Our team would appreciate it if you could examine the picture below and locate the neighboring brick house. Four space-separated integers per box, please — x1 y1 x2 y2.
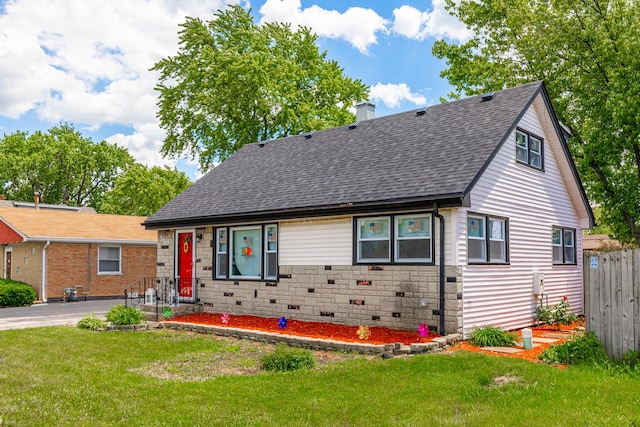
0 202 156 301
144 81 594 335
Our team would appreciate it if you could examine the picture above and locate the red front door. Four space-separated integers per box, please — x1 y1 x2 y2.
177 232 194 300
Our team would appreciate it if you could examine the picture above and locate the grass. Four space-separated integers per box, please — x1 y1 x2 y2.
1 327 640 426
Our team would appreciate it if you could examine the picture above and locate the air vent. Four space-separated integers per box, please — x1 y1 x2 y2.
415 107 428 116
303 131 314 139
258 141 266 148
481 92 496 101
348 122 359 130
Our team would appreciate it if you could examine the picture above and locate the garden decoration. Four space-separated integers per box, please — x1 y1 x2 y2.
278 316 288 330
221 313 230 325
418 323 429 337
357 325 371 340
162 307 172 319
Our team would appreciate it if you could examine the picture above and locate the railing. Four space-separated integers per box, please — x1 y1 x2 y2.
124 277 199 321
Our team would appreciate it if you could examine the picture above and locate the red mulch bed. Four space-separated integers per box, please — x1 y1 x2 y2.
449 322 583 365
168 312 439 345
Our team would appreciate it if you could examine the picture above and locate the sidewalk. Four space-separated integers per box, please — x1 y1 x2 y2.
0 299 122 330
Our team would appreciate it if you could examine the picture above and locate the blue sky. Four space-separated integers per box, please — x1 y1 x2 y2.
0 0 470 180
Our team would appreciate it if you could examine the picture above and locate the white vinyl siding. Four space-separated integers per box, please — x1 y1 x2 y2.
279 217 352 265
458 95 585 334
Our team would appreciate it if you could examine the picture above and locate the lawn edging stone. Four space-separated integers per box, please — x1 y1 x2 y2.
159 321 461 355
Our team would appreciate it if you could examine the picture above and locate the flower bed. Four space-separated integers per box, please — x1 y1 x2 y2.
450 322 583 364
168 312 439 345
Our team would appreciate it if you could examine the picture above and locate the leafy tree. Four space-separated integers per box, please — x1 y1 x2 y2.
432 0 640 243
0 124 134 207
152 5 368 170
99 164 192 216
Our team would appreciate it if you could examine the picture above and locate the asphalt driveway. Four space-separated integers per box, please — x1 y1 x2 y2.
0 299 124 330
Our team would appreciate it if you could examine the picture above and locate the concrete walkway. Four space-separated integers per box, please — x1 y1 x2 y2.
0 299 123 330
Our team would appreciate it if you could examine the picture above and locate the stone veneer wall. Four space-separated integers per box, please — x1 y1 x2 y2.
198 264 462 335
155 229 463 335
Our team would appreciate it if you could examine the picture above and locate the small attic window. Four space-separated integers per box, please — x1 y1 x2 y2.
415 107 428 116
348 122 359 130
303 131 314 139
481 92 496 101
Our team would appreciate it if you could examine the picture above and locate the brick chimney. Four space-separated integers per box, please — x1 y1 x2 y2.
355 102 375 121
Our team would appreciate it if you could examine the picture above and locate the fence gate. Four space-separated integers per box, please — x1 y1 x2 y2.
584 249 640 359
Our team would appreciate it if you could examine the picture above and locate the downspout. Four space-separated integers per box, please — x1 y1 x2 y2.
433 204 446 335
41 240 50 302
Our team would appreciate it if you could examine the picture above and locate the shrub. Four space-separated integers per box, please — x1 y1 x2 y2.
106 305 145 326
536 296 578 328
77 312 107 331
261 344 315 372
0 279 36 307
468 325 518 347
538 331 608 365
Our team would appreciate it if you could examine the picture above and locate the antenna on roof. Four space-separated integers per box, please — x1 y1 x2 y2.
481 92 496 102
303 131 314 139
348 122 359 130
415 107 428 116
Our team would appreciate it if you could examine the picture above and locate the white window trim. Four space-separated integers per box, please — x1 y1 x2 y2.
215 228 228 279
394 214 432 263
515 129 544 170
357 216 391 263
553 227 576 265
97 245 122 275
264 224 278 280
229 225 262 280
468 214 509 264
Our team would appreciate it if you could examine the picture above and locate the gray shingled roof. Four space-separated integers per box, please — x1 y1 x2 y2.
145 81 545 228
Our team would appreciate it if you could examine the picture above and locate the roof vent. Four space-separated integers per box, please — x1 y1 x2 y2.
415 107 428 116
303 131 314 140
481 92 496 102
258 141 266 148
348 122 359 130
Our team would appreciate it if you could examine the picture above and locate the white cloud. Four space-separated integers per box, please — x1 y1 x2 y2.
391 1 472 42
369 82 428 109
258 0 387 53
0 0 243 167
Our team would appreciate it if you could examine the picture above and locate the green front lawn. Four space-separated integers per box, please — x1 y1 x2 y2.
0 327 639 426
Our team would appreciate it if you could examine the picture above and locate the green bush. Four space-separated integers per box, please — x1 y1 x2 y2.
535 296 578 328
538 331 608 365
468 325 518 347
106 305 145 326
0 279 36 307
261 344 315 372
77 312 107 331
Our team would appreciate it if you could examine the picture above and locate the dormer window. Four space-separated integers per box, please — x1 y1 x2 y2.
515 129 543 170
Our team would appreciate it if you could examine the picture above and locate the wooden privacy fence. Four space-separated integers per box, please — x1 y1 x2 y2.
584 249 640 359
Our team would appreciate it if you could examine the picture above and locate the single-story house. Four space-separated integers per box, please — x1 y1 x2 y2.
144 81 594 335
0 201 157 301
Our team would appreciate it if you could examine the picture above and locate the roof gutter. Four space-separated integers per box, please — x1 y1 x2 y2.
433 203 446 335
41 240 50 302
144 194 470 230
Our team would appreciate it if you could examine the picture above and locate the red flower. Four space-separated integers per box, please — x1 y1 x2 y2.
562 296 568 301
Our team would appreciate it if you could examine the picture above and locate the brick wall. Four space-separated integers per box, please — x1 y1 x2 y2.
8 243 44 298
45 243 156 299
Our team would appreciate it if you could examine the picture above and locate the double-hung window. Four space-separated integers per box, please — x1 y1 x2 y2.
552 227 576 264
98 246 121 274
356 213 432 263
214 224 278 280
468 214 508 264
516 129 543 170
